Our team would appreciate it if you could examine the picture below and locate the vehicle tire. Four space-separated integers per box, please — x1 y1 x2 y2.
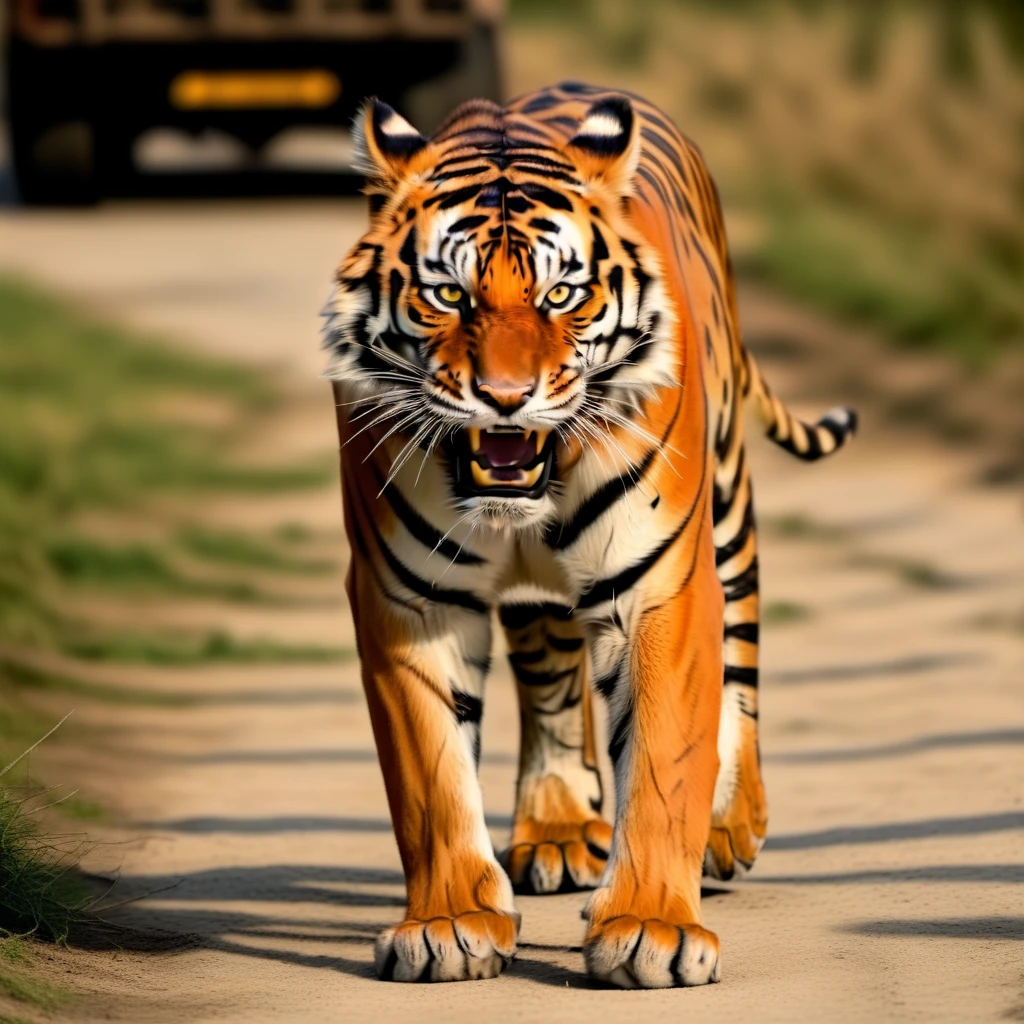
7 45 99 205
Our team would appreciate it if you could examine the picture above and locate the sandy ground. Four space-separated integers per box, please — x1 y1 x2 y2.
0 200 1022 1023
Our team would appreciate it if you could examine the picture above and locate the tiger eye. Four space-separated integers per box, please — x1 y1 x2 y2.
437 284 464 306
545 284 572 307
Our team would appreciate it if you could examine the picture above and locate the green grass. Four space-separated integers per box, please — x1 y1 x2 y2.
507 1 1024 367
0 970 72 1013
739 195 1024 368
0 659 198 708
850 553 962 591
44 535 297 605
0 277 344 976
177 526 335 576
55 797 106 824
0 276 335 662
0 734 93 944
0 940 31 967
762 512 846 542
762 600 811 624
59 630 348 667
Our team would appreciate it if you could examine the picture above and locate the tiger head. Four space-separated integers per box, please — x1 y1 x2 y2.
324 94 677 527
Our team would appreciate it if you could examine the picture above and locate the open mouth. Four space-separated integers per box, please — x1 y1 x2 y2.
451 427 556 498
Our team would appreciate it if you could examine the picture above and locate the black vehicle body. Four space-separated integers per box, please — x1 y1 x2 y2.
5 0 502 202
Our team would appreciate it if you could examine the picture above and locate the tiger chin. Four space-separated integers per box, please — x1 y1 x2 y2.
323 82 856 988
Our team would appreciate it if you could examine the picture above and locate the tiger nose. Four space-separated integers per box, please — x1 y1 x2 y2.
473 377 535 415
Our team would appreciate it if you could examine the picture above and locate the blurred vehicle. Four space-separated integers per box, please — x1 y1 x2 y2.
4 0 503 203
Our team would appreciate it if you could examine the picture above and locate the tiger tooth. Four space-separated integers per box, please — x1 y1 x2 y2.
471 461 494 487
534 429 550 450
522 464 543 487
525 429 534 446
469 427 481 452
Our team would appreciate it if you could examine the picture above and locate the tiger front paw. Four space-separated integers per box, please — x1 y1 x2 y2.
374 909 521 983
583 915 721 989
500 819 612 894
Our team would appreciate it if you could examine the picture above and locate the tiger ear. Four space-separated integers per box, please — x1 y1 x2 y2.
565 96 640 198
353 97 428 182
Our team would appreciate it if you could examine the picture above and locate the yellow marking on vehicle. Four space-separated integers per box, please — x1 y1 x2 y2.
170 70 341 110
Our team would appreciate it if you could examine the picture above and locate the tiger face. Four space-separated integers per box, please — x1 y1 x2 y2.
324 96 677 527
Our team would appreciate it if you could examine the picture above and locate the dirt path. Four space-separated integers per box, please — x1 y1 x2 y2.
1 201 1022 1023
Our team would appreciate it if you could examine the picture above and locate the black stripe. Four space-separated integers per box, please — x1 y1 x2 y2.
429 165 491 183
577 523 683 609
577 393 708 610
608 709 633 766
594 668 620 698
519 182 574 212
690 232 724 306
771 422 823 461
720 560 759 603
529 217 560 233
820 419 845 446
357 490 488 614
547 634 584 652
509 648 546 665
511 665 577 688
724 622 759 644
376 529 487 613
715 499 754 566
724 666 759 687
376 473 485 567
520 93 561 113
547 390 683 552
499 602 573 630
545 447 658 550
423 183 484 210
449 214 489 234
713 449 746 525
516 166 580 185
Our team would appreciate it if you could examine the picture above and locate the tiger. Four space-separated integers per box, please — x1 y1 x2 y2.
323 81 856 989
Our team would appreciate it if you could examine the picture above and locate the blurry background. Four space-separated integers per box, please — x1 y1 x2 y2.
0 3 1022 1022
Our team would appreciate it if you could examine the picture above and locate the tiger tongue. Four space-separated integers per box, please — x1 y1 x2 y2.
478 430 534 468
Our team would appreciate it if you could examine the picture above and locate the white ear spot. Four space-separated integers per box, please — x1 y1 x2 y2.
379 111 420 138
579 111 625 138
568 96 634 158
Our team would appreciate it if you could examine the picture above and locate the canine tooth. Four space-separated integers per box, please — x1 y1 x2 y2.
471 461 494 487
523 464 543 487
534 429 550 449
469 427 481 452
525 429 534 445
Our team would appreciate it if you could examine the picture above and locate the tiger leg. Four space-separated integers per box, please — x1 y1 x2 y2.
498 596 611 895
346 564 519 982
707 453 768 880
582 530 723 988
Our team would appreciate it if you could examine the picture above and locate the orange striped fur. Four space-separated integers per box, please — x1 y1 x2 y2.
325 82 855 987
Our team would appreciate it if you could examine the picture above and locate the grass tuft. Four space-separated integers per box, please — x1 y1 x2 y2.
0 727 92 945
